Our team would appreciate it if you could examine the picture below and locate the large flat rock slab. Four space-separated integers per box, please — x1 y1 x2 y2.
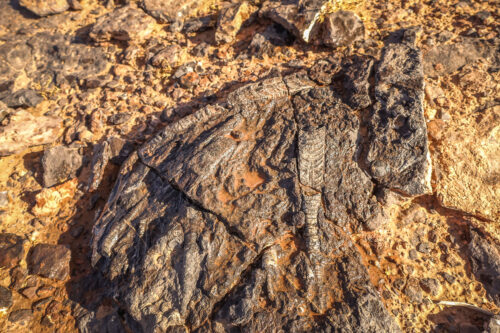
89 37 432 332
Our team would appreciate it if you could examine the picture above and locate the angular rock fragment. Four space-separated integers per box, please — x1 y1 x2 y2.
367 41 431 196
248 24 294 58
0 110 61 156
18 0 69 17
319 10 364 48
468 229 500 306
141 0 202 23
261 0 328 42
8 309 33 324
150 44 181 68
215 2 257 45
0 286 12 310
2 89 43 108
342 54 374 109
0 233 25 269
87 141 110 192
42 145 83 188
183 15 215 33
308 57 340 85
90 6 156 43
28 244 71 281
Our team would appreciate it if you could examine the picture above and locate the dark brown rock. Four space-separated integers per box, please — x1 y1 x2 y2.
248 24 294 58
88 75 410 332
0 285 12 310
468 229 500 306
28 244 71 281
9 309 33 324
151 45 181 68
87 141 111 193
0 233 25 269
342 55 374 109
42 145 83 188
308 57 340 85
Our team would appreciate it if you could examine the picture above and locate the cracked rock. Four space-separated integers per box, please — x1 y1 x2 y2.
261 0 327 43
0 286 12 310
367 41 431 196
88 36 431 332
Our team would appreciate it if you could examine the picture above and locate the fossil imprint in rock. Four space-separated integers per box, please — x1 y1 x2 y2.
89 38 430 332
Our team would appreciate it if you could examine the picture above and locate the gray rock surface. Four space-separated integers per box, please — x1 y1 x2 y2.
42 145 83 188
367 42 431 195
0 32 108 101
319 10 364 48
